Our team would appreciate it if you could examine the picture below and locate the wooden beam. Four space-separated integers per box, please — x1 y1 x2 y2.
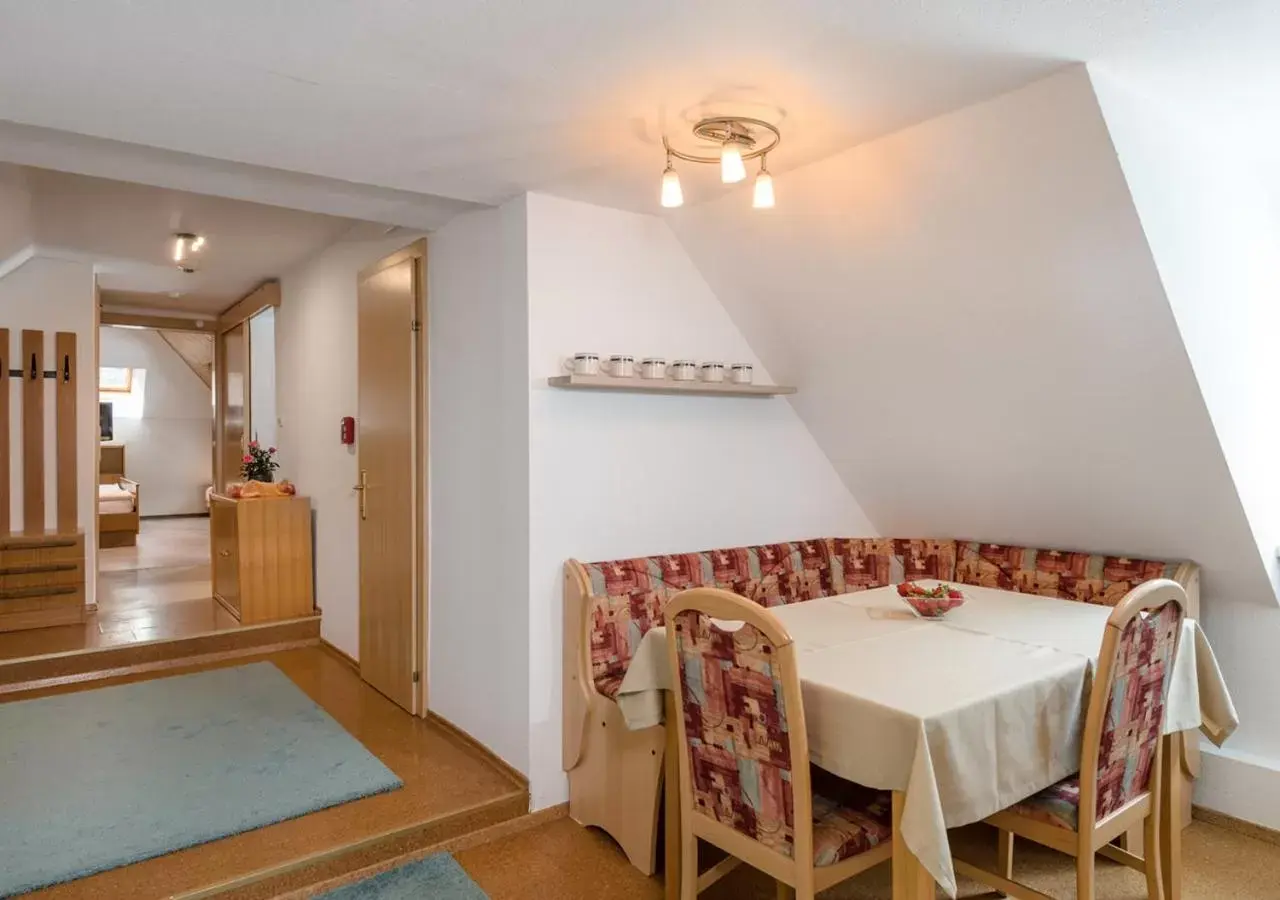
101 311 218 333
55 332 77 533
218 281 280 333
0 328 9 534
21 330 43 534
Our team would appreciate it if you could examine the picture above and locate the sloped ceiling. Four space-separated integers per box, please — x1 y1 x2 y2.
156 331 214 387
669 66 1275 742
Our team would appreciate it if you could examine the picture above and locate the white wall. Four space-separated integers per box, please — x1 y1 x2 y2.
0 254 97 605
0 164 31 262
248 307 277 450
277 230 424 659
427 202 532 777
99 327 212 515
672 65 1264 616
523 192 873 807
1092 67 1280 824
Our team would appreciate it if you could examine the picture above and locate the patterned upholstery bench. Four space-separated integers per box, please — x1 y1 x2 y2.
563 537 1199 875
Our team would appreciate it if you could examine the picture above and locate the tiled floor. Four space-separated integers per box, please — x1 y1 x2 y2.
0 517 241 661
450 816 1280 900
12 646 526 900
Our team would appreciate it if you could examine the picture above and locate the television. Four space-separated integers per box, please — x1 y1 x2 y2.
99 401 114 442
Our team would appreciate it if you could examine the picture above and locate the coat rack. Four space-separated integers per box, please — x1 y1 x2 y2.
0 328 79 535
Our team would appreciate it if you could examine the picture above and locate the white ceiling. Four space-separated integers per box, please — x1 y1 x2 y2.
9 166 363 313
0 0 1271 213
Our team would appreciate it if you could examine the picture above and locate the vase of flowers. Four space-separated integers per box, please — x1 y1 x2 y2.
230 441 296 499
241 440 279 483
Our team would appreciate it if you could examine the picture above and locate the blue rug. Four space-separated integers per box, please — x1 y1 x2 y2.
321 854 488 898
0 661 402 897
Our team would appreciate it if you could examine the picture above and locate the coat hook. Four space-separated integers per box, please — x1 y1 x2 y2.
29 352 37 381
63 354 71 382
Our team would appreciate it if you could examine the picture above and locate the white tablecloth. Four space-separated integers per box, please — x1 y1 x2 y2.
615 583 1238 897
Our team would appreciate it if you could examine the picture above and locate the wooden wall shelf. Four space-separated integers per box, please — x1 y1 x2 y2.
547 374 796 398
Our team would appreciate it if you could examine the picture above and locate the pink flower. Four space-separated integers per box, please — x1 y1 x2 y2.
268 447 277 454
248 440 259 449
242 454 253 463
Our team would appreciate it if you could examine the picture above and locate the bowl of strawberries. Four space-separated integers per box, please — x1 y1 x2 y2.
897 581 965 618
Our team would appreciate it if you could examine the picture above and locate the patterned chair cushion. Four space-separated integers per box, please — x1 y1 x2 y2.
1011 775 1081 831
1096 600 1183 819
812 783 893 866
673 609 795 856
953 542 1180 606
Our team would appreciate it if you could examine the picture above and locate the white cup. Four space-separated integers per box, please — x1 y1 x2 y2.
730 363 754 384
700 362 726 383
563 353 600 376
639 358 666 379
670 360 697 382
602 355 635 377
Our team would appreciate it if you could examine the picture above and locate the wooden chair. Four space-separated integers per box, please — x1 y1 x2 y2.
955 578 1187 900
664 587 892 900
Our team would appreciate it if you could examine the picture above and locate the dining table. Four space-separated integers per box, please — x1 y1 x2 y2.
614 581 1238 900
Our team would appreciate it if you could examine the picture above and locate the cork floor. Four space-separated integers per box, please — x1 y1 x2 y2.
0 517 241 661
7 646 527 900
446 817 1280 900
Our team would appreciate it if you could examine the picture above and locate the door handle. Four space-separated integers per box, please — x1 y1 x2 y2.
353 469 368 521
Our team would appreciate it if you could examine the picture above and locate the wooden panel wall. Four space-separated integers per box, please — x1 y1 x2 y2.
0 329 8 535
21 330 43 534
55 332 77 532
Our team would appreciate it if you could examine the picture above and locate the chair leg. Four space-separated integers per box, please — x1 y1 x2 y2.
795 864 816 900
1077 850 1096 900
776 881 795 900
997 829 1015 884
680 828 698 899
1144 812 1164 900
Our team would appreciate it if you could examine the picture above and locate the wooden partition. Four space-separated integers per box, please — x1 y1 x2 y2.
0 328 86 631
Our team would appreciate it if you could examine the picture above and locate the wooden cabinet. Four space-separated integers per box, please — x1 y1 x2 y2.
209 495 314 625
0 531 85 632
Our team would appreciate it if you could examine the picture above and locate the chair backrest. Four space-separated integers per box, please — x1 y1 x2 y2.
665 587 814 867
1078 578 1186 831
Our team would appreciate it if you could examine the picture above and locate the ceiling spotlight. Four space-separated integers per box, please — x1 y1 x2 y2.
172 232 206 264
660 153 684 208
753 156 775 209
661 116 781 210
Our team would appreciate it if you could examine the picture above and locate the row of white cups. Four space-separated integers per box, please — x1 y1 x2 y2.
565 352 754 384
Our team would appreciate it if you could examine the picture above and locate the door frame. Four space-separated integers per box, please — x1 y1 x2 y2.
357 239 429 716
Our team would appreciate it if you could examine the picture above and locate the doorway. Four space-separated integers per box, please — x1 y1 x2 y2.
94 320 221 645
356 241 426 714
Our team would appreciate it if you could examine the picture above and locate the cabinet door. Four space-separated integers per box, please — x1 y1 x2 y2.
210 502 241 616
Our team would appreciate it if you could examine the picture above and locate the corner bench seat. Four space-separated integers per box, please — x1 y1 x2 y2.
564 536 1198 875
582 538 1189 700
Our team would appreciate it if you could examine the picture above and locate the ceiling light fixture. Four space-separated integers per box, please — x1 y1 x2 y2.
172 232 206 267
753 155 775 209
661 116 780 209
660 152 684 208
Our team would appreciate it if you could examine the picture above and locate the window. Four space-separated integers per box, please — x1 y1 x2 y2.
99 367 133 393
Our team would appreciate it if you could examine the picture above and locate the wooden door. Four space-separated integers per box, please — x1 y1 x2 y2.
220 323 249 491
357 244 424 713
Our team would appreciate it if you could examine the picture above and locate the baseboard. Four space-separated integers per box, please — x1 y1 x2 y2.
1193 805 1280 847
141 513 210 520
318 638 359 673
1194 743 1280 832
266 802 565 900
427 711 530 793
